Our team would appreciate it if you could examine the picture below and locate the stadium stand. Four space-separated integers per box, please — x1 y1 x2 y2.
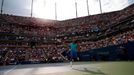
0 3 134 65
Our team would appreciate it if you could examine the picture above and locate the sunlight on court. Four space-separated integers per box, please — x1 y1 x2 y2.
34 66 71 74
0 62 134 75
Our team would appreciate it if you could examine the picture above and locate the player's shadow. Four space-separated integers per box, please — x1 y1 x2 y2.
72 67 107 75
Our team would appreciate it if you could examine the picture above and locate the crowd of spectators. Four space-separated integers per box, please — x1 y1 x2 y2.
78 29 134 52
0 28 134 65
0 45 67 65
0 4 134 37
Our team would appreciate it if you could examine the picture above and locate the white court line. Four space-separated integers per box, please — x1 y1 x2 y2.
4 66 17 75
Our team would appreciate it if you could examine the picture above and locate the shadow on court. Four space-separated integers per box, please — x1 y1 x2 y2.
72 67 107 75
